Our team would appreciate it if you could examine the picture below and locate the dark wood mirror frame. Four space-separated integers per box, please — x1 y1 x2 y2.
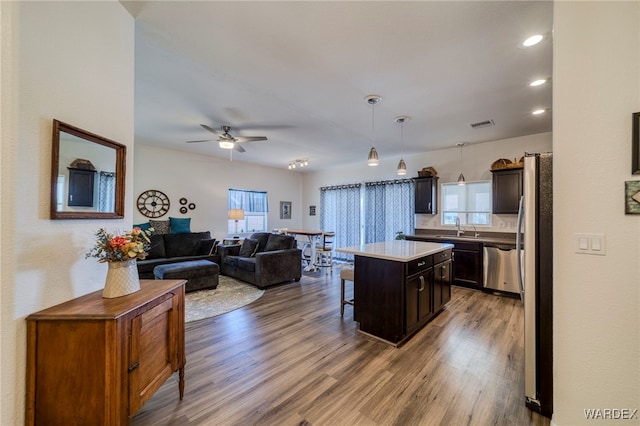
50 119 126 219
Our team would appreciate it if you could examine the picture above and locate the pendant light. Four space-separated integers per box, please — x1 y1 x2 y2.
365 95 382 166
395 116 410 175
457 142 466 185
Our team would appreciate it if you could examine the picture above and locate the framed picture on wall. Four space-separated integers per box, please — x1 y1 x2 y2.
632 112 640 174
280 201 292 219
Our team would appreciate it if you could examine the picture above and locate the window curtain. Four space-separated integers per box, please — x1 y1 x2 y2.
320 184 361 262
364 179 415 243
228 188 268 213
97 171 115 212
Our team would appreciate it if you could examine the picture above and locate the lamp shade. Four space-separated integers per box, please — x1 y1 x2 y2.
397 159 407 175
228 209 245 220
368 147 379 166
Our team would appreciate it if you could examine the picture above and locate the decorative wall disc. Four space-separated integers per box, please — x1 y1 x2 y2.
179 206 188 214
179 198 187 205
188 203 196 210
136 190 170 218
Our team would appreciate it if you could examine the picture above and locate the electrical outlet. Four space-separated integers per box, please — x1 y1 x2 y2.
574 233 606 256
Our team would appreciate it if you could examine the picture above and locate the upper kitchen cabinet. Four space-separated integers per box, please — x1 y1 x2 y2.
414 177 438 214
491 168 523 214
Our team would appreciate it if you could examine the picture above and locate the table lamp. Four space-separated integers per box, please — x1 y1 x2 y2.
228 209 245 237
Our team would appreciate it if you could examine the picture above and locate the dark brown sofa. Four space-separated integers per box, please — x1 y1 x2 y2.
217 232 301 289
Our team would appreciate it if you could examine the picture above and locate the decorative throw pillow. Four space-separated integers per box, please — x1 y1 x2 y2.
239 238 259 257
193 239 217 256
133 222 151 232
169 217 191 234
149 219 170 235
264 234 294 251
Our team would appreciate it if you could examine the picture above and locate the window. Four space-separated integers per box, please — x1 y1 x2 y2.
228 189 268 234
441 181 492 226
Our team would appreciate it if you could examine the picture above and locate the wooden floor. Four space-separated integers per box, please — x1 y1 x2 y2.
132 268 550 426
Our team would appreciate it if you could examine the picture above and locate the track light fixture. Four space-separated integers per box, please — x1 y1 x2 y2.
287 159 309 170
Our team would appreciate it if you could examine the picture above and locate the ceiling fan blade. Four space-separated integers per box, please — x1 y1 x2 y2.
234 136 268 143
233 143 246 153
186 138 216 143
200 124 220 135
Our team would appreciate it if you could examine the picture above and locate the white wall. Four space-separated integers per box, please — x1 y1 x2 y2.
301 132 551 232
553 2 639 425
134 144 303 238
0 2 134 424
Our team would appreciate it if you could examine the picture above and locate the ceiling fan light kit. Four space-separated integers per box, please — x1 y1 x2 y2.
366 95 382 166
187 124 267 154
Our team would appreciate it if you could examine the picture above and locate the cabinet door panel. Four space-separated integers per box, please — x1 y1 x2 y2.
130 296 177 414
492 168 523 214
405 269 433 333
414 177 438 214
452 249 482 287
434 260 452 312
418 269 433 323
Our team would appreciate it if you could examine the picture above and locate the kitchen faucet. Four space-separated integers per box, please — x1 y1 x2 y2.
472 224 480 238
455 217 465 236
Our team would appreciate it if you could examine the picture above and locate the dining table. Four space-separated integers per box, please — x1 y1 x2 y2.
285 229 323 271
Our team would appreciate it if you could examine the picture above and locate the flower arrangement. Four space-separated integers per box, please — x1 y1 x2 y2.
86 227 153 263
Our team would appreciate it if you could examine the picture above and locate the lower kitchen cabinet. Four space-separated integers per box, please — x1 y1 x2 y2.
405 267 434 333
25 280 186 425
407 236 483 289
450 241 483 288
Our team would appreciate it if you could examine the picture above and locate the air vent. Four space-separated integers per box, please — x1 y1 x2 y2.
470 119 495 129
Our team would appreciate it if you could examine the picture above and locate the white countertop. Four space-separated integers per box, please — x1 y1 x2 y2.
336 240 454 262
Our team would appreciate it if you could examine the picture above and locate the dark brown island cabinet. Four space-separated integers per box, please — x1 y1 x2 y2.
337 241 453 346
25 280 186 426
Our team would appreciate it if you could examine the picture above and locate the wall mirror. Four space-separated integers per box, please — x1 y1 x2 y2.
50 119 126 219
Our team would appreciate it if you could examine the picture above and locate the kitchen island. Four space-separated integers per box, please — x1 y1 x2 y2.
336 240 454 346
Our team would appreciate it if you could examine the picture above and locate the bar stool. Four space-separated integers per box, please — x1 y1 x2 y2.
340 267 354 316
315 232 335 274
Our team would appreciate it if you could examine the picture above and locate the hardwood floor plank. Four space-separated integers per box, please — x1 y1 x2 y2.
132 271 550 426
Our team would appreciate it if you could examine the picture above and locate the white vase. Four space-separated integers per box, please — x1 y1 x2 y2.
103 259 141 298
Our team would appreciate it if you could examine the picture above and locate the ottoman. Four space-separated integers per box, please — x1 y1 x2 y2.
154 260 220 293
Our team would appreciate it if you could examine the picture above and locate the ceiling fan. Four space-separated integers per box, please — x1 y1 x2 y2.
186 124 267 152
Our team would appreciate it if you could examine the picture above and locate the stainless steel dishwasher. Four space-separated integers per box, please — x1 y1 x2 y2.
483 244 522 294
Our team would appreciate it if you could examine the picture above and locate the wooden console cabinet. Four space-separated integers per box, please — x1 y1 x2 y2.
25 279 186 425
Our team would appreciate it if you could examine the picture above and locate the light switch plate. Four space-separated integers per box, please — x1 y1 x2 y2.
574 233 606 256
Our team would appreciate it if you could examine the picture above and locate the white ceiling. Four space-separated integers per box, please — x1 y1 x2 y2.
121 1 552 172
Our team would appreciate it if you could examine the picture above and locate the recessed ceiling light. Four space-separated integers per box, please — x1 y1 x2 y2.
532 109 546 115
523 34 543 47
530 79 547 87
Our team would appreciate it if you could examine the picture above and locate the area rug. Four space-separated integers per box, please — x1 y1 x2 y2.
185 275 264 323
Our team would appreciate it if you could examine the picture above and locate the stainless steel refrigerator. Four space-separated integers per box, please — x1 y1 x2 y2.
516 152 553 418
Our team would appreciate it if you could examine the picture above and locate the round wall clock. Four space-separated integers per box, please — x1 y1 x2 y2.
137 190 170 218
